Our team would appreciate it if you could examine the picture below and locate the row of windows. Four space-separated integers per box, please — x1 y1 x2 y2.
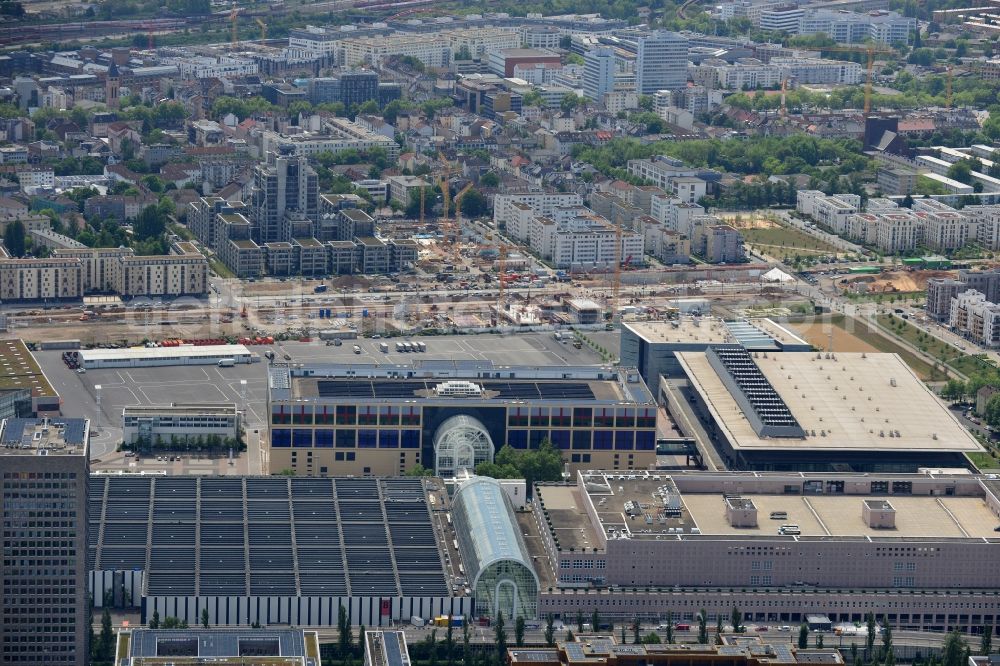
271 429 420 449
271 405 657 428
271 428 657 451
272 405 420 426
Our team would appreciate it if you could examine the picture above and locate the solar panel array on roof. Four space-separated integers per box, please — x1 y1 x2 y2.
89 476 450 598
312 378 597 402
707 344 805 437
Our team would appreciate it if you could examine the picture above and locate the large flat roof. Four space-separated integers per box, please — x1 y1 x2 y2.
624 317 811 350
536 471 1000 545
677 351 982 452
80 344 252 363
0 417 88 457
0 339 57 397
89 476 454 598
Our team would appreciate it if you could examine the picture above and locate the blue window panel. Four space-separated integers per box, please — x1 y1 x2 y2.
336 430 355 448
550 430 570 450
508 430 528 449
529 430 549 449
636 430 656 451
358 430 377 448
593 430 613 450
271 429 291 448
401 429 420 449
614 431 634 450
315 430 334 448
292 429 312 448
572 430 591 450
379 430 399 448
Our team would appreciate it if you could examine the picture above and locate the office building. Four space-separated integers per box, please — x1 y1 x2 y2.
583 48 616 103
364 630 411 666
339 71 379 108
1 417 90 666
266 361 657 477
122 404 241 448
635 31 690 94
877 167 917 195
250 147 319 244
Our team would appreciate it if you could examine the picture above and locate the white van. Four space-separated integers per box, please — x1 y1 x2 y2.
778 524 800 535
352 345 362 354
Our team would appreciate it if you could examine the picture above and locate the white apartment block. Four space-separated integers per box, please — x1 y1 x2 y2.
163 55 258 78
796 191 861 234
651 195 706 237
670 176 707 204
694 58 783 90
340 34 450 68
772 57 864 85
288 26 346 61
527 210 643 269
951 290 1000 348
797 9 916 45
922 211 971 253
627 157 706 192
260 119 399 160
846 212 920 253
444 28 521 59
16 168 54 191
493 192 583 228
759 5 805 32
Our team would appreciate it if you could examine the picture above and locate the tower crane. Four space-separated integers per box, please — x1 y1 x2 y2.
819 45 896 116
945 66 953 109
256 18 267 41
229 3 239 45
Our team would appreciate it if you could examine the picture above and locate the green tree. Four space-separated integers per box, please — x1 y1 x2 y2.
560 93 583 113
459 188 488 218
577 610 584 633
643 632 662 644
463 618 471 664
99 608 114 661
201 607 209 628
665 612 674 644
947 159 974 184
515 616 525 647
632 617 641 644
545 614 555 647
816 633 825 649
798 624 810 649
731 606 744 633
162 616 188 629
980 625 992 655
3 220 25 257
480 172 500 188
149 609 160 629
866 613 877 657
942 629 966 666
338 604 353 654
494 611 508 666
880 615 892 659
940 379 967 402
983 393 1000 428
405 464 434 477
474 439 564 496
697 610 708 644
591 609 601 634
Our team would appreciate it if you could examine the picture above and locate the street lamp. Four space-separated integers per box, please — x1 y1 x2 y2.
94 384 102 432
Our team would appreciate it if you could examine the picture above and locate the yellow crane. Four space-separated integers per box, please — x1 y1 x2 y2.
945 65 953 109
256 18 267 41
452 182 474 236
820 45 896 116
229 3 239 45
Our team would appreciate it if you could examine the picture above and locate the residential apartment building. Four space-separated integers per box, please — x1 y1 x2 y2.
250 148 319 244
922 211 970 253
951 290 1000 347
878 167 917 195
0 257 83 300
117 248 208 298
927 278 967 320
0 417 90 666
797 9 916 45
339 34 451 68
387 175 431 206
493 192 583 228
636 31 690 93
527 210 644 269
260 119 399 161
772 57 864 85
701 224 746 263
445 27 521 60
693 58 782 90
759 4 805 32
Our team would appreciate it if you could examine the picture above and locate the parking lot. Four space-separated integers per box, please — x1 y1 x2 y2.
36 330 622 468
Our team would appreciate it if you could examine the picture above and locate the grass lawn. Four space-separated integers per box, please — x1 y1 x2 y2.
208 256 235 279
876 314 1000 381
822 315 940 380
740 223 842 256
967 450 1000 471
